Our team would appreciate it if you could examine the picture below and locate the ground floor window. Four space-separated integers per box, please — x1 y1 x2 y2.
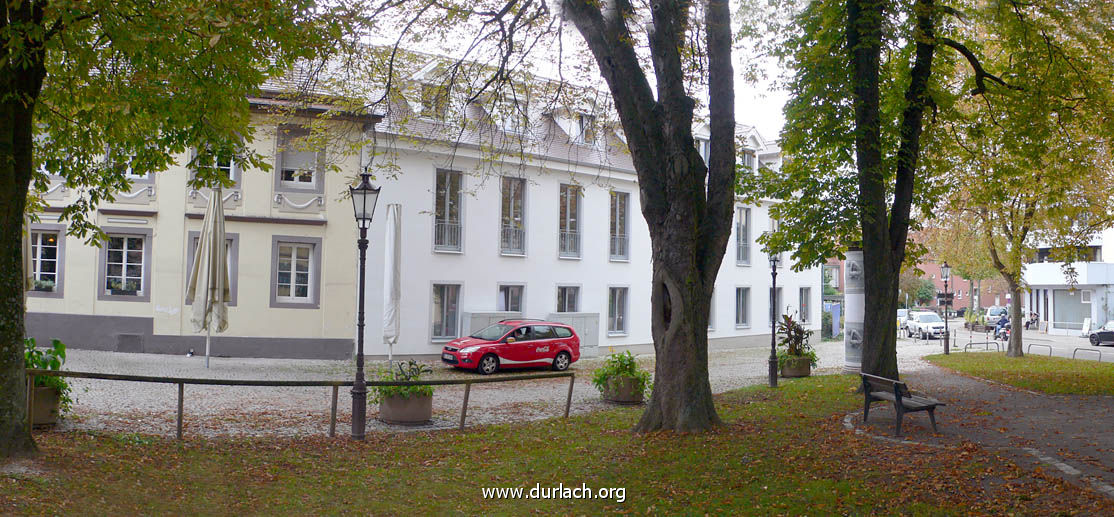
30 231 60 292
276 243 313 302
608 287 628 334
105 236 145 296
432 283 461 339
799 287 811 323
557 285 579 312
498 284 524 312
735 287 750 327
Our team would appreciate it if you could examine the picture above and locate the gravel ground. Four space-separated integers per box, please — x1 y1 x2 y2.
44 336 941 439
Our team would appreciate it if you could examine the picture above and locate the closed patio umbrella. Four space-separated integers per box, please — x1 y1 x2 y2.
382 203 402 369
22 216 33 293
185 187 230 368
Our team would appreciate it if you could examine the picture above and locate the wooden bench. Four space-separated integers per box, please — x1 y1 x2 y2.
861 373 944 437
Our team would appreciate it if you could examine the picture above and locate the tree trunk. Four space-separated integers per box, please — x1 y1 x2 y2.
1006 281 1025 357
1 5 47 455
0 99 39 458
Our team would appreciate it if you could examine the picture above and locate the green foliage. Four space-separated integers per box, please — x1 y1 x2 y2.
821 310 834 339
591 352 652 397
368 360 434 403
914 279 936 306
24 338 72 413
776 313 817 368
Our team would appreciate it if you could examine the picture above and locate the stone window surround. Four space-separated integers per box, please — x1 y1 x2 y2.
185 231 241 307
189 147 243 189
269 235 323 309
96 226 154 303
273 125 325 195
26 222 67 299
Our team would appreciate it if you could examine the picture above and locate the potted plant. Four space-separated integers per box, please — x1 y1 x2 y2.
591 351 651 405
776 313 818 378
372 360 434 425
108 279 137 296
32 279 55 292
24 338 72 426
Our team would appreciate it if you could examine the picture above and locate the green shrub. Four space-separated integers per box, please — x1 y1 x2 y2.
369 360 434 403
591 351 652 396
821 310 833 339
24 338 72 413
776 313 818 368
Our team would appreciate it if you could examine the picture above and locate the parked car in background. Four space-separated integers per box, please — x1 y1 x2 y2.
907 312 946 339
897 309 909 331
1088 321 1114 346
986 306 1008 320
441 320 581 374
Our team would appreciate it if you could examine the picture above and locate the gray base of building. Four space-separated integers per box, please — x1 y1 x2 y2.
605 333 774 356
25 312 353 360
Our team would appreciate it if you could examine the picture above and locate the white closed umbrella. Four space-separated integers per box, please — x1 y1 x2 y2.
22 216 33 293
185 186 230 368
382 203 402 369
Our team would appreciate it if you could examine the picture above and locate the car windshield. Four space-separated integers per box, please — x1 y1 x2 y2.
470 324 514 341
897 309 909 318
918 314 942 323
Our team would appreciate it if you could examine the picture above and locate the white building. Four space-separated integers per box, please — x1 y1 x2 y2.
1023 233 1111 334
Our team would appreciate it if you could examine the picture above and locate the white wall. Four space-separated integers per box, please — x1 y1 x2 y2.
360 141 822 357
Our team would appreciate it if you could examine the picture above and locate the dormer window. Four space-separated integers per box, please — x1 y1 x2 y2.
420 83 448 119
575 113 596 144
741 150 756 172
696 138 710 163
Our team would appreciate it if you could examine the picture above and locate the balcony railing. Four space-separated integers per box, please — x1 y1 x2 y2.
434 221 462 251
501 225 526 255
559 230 580 258
609 234 629 260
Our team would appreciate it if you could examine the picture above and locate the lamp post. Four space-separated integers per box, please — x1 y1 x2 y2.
941 261 951 355
769 254 780 388
349 172 381 441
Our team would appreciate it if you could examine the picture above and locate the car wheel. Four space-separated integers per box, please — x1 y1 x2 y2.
478 354 499 375
553 351 571 371
1090 334 1100 346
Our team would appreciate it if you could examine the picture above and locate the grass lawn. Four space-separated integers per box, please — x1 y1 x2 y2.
927 352 1114 396
3 375 1109 515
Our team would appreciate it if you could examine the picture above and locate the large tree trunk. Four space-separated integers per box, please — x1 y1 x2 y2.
1006 280 1025 357
0 99 40 458
848 0 936 378
1 2 47 456
563 0 735 431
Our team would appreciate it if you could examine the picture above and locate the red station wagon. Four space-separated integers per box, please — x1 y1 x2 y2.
441 320 581 374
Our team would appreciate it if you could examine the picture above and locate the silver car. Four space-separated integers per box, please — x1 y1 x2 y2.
908 312 946 339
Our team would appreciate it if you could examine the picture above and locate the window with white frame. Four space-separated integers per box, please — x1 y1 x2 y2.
771 217 784 267
696 138 710 163
105 236 146 295
799 287 811 323
276 243 313 302
558 184 580 257
30 231 59 292
420 83 448 119
556 286 579 312
498 284 524 312
575 113 595 144
1082 290 1092 303
736 207 750 265
500 177 526 254
434 169 463 251
432 284 461 339
609 191 629 260
278 129 319 187
608 287 628 334
741 150 756 172
735 287 750 327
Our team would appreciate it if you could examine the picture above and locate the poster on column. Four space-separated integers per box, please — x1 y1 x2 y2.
843 250 864 373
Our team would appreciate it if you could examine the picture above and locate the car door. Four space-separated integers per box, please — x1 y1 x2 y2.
527 325 557 364
497 326 531 365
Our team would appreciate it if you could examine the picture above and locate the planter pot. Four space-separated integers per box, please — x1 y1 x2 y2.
601 376 644 405
110 289 138 296
780 357 812 378
33 285 54 293
31 386 61 427
378 394 433 425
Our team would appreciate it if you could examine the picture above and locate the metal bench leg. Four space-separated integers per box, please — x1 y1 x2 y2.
863 397 871 422
894 402 903 437
927 408 938 433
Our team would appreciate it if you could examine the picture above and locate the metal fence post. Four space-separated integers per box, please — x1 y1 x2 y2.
564 373 575 419
329 385 339 437
176 382 184 440
459 383 472 431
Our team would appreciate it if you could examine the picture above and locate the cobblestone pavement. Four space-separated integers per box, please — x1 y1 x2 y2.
39 336 935 438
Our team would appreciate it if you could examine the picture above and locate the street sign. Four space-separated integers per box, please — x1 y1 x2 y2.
936 293 954 302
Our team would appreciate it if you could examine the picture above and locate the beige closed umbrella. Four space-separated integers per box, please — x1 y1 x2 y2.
185 186 230 368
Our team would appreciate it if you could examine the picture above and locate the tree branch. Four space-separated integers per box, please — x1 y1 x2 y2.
938 37 1020 95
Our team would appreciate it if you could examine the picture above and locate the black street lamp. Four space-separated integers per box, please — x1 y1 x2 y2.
769 253 780 388
349 171 381 441
941 261 951 355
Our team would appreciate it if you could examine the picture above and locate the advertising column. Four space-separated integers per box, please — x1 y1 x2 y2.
843 249 865 373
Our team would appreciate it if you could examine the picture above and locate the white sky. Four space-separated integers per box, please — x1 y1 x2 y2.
736 78 788 142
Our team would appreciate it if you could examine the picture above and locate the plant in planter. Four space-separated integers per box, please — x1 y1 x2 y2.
107 279 137 296
24 338 72 426
371 360 434 425
776 313 817 378
32 279 55 292
591 351 651 405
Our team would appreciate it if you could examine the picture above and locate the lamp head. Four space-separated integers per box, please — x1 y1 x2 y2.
349 172 381 230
